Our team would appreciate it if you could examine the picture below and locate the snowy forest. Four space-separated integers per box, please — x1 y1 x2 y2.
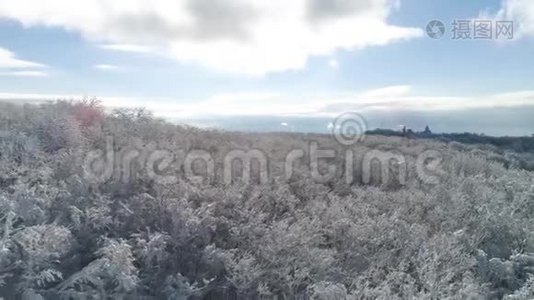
0 100 533 299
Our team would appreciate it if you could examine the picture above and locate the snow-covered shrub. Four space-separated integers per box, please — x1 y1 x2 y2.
0 100 532 298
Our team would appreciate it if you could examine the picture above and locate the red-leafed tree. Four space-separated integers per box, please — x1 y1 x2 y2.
71 98 104 127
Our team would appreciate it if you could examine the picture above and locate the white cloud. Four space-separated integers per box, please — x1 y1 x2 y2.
359 85 411 98
0 92 92 103
0 71 49 77
0 47 48 77
0 47 46 69
94 64 119 70
328 59 339 69
0 0 423 75
2 87 534 119
319 88 534 113
98 44 153 53
492 0 534 38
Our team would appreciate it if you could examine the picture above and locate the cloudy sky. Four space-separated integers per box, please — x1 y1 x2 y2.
0 0 533 135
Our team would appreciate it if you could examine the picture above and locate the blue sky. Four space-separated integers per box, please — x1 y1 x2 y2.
0 0 533 135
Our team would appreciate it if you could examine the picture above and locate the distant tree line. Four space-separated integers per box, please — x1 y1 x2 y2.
366 127 534 153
